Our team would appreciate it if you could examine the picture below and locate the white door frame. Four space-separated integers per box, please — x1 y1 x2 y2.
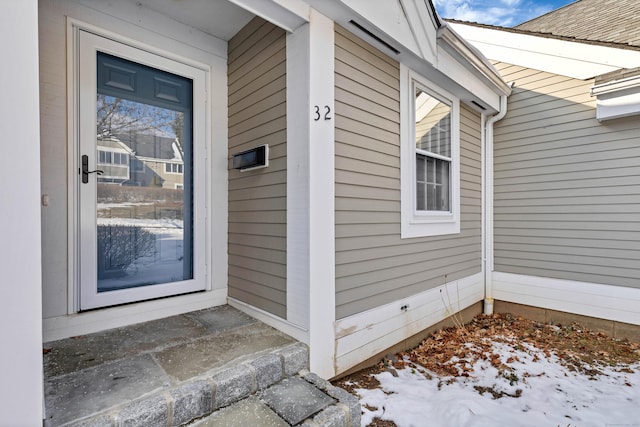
75 28 208 310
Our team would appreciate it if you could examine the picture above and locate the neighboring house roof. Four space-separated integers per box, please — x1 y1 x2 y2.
449 19 640 80
97 135 132 152
595 66 640 85
450 3 640 122
446 19 640 52
114 133 182 161
515 0 640 48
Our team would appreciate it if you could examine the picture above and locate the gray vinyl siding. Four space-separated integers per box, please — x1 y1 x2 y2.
228 17 287 318
334 25 483 319
493 62 640 288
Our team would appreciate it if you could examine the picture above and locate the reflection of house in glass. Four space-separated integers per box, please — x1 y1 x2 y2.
96 133 184 189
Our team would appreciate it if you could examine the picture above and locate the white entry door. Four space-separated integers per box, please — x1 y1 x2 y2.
78 30 207 310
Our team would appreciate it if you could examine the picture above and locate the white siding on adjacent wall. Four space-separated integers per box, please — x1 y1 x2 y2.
334 25 483 319
228 17 288 318
493 62 640 288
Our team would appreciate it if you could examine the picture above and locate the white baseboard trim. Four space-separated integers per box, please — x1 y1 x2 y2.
334 273 484 375
492 272 640 326
228 297 309 344
43 289 227 342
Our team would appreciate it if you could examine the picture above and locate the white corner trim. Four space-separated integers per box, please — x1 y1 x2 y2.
492 272 640 326
307 8 336 379
228 297 309 343
334 273 483 375
449 23 640 80
43 289 227 342
286 21 311 330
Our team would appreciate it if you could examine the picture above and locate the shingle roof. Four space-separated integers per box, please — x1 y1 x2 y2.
516 0 640 48
446 19 640 52
115 133 180 161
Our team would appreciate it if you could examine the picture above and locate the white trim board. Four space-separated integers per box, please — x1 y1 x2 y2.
286 20 311 330
591 75 640 121
228 297 309 343
44 289 227 342
492 272 640 326
306 8 336 379
449 23 640 80
334 273 483 375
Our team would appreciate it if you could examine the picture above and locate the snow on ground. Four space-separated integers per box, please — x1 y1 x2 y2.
97 217 183 230
96 217 186 290
355 339 640 427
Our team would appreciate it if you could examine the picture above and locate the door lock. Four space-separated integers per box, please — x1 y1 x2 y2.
82 154 104 184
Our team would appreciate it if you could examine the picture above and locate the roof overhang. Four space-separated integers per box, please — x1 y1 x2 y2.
307 0 510 113
437 23 512 96
450 22 640 80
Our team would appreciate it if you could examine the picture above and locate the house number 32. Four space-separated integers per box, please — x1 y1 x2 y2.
313 105 332 121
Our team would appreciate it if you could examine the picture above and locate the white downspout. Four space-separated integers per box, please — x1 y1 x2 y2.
483 84 512 315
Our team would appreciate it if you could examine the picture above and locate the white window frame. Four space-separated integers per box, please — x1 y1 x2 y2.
400 64 460 238
165 162 183 174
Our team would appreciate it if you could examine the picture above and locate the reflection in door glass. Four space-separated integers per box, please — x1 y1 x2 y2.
96 93 193 292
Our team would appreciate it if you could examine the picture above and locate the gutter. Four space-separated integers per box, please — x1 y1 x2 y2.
482 83 513 315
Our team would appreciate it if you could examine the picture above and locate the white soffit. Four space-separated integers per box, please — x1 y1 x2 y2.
340 0 437 63
229 0 309 32
449 23 640 80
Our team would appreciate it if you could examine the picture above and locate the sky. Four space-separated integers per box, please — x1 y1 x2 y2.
433 0 576 27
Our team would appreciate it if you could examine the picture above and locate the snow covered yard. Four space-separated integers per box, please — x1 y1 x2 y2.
333 313 640 427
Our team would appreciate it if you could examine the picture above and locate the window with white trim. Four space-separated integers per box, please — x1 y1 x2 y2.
98 150 129 165
401 66 460 238
165 162 183 174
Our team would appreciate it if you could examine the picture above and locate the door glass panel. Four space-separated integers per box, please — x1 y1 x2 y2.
95 53 193 292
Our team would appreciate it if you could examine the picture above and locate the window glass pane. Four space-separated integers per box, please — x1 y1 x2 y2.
427 182 436 211
415 153 450 212
415 88 451 158
436 160 450 211
95 51 193 293
416 154 426 181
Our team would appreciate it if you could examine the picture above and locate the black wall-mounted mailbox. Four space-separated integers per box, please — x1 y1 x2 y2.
232 144 269 171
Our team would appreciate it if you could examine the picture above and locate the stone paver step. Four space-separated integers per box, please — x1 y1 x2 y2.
193 371 361 427
50 343 309 426
43 306 361 426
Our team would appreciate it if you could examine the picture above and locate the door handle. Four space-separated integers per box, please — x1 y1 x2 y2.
82 155 104 184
